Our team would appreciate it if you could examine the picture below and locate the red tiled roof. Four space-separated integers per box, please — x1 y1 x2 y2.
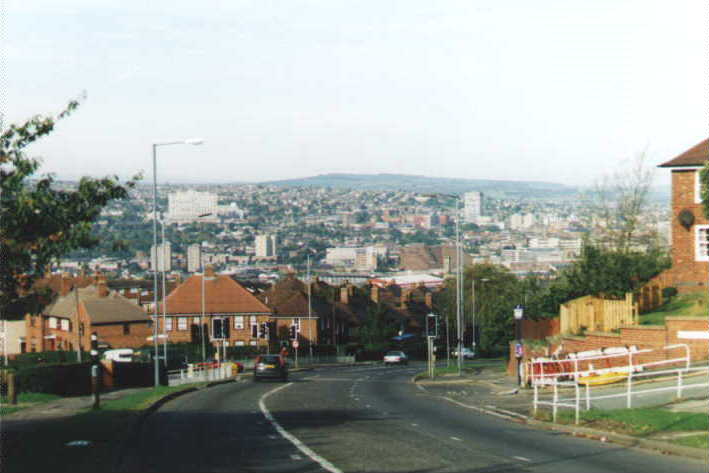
658 139 708 167
161 274 271 315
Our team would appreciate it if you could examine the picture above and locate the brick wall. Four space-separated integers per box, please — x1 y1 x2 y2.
663 170 709 293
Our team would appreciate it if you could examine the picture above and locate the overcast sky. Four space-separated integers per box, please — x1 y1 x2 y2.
5 1 708 187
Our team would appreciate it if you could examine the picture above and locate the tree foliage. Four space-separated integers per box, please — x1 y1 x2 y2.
0 100 139 319
540 241 670 315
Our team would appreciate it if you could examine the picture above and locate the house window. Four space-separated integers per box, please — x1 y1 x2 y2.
249 340 257 346
123 323 130 335
696 225 709 261
178 317 188 330
60 319 70 331
234 316 244 330
292 318 300 332
193 317 201 325
235 340 245 346
696 170 703 204
49 317 58 329
165 318 173 331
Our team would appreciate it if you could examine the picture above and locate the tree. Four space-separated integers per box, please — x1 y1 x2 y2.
585 152 654 252
1 100 139 319
700 161 709 219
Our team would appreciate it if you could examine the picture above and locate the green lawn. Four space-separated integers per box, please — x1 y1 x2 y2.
1 392 63 416
538 407 708 437
672 433 709 449
640 292 707 325
3 383 206 473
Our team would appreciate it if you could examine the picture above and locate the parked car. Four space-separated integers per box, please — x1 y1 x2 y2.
253 354 288 381
452 347 476 359
383 350 408 366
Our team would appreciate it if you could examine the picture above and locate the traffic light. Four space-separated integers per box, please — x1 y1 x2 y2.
259 323 267 339
289 325 297 339
426 314 438 338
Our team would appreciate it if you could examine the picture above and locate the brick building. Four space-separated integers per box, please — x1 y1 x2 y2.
158 266 274 348
658 138 709 292
26 276 152 352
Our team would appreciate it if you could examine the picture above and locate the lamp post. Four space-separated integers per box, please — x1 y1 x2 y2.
307 253 313 360
157 217 168 368
514 305 524 386
455 197 464 376
196 212 213 365
152 139 203 388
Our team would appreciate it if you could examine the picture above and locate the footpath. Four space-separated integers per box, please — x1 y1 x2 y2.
415 361 709 462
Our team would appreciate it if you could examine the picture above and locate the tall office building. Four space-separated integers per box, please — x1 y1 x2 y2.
463 191 483 223
187 244 202 273
255 234 277 258
167 190 219 224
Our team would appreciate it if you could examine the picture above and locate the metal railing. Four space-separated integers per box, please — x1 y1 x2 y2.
530 344 709 423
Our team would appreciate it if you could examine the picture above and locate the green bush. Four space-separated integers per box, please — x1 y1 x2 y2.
15 363 93 396
662 287 678 301
9 351 90 369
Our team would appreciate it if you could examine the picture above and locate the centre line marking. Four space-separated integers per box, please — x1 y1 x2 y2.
260 383 342 473
513 456 531 462
450 436 462 441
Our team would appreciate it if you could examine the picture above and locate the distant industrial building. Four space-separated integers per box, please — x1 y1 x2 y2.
167 190 219 224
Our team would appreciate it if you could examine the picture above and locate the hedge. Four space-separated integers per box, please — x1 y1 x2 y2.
15 363 94 396
9 351 91 369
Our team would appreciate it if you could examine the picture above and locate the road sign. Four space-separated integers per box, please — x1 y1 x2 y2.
515 343 523 358
292 340 299 348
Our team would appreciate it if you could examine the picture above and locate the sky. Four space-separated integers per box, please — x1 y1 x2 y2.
4 0 708 187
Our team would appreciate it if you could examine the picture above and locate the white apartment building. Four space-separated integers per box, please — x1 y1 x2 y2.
150 242 172 272
463 191 483 223
187 244 202 273
167 190 219 224
255 234 277 258
509 213 536 230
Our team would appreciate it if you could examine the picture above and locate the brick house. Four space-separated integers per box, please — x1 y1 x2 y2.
26 276 152 352
158 266 273 348
658 138 709 292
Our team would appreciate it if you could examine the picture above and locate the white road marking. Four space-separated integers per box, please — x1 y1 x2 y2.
513 456 531 462
260 383 343 473
290 454 303 460
411 423 418 427
268 435 277 440
416 384 426 392
450 436 462 441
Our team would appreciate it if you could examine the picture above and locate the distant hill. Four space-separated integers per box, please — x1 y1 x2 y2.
260 173 579 198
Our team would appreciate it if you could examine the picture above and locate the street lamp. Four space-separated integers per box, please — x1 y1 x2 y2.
152 138 203 388
514 305 524 386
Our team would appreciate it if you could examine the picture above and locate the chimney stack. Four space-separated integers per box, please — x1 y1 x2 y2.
60 272 73 296
340 286 349 305
371 285 380 304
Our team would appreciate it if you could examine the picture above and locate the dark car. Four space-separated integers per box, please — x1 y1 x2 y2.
253 354 288 382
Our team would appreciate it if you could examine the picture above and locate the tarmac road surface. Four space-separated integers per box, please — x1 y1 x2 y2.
114 362 707 472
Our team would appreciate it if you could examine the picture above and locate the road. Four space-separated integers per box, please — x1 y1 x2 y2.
115 363 707 472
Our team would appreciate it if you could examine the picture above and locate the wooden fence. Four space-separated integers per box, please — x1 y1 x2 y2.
560 293 638 335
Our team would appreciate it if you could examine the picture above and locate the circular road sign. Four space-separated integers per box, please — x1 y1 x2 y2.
292 340 300 348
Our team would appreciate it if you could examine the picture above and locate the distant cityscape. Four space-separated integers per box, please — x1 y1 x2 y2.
51 176 670 284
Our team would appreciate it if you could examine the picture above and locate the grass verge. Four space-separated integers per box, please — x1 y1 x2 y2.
0 392 63 416
535 407 708 437
671 433 709 449
2 383 206 473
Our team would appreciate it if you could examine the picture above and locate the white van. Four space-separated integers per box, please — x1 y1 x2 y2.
103 348 134 362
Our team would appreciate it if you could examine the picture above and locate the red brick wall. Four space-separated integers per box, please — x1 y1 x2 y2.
663 170 709 293
666 317 709 361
